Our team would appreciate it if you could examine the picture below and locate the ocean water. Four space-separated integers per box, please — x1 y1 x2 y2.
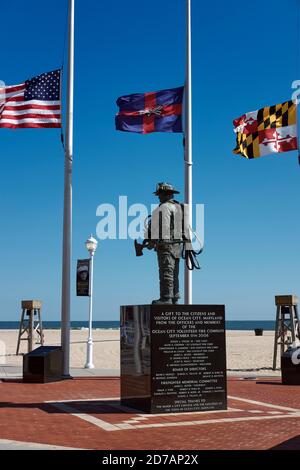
0 320 275 330
0 321 120 330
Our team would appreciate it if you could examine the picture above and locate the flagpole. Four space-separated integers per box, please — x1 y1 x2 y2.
61 0 74 377
184 0 193 305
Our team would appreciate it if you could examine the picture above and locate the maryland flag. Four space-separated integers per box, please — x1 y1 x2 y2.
233 100 298 159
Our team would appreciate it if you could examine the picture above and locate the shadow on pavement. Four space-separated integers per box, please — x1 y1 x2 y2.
0 399 131 414
270 435 300 450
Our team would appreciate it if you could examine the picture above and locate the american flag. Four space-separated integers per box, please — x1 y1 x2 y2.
0 70 61 129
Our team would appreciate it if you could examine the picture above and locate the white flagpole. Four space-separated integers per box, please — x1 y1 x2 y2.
61 0 74 377
184 0 193 305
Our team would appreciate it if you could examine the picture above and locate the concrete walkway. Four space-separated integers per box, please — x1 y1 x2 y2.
0 439 81 450
0 364 279 380
0 364 120 379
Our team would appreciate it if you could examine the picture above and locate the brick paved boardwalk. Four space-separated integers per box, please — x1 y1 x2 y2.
1 376 300 450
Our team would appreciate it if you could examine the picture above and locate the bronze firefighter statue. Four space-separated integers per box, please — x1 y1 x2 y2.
134 182 202 305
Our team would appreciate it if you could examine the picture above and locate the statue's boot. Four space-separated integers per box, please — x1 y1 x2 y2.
173 293 180 305
152 298 173 305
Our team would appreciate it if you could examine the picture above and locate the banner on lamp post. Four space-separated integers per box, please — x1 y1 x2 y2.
76 259 90 297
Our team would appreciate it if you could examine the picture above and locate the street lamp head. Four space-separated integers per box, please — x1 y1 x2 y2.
85 235 98 255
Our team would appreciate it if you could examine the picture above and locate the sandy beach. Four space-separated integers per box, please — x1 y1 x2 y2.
0 328 279 376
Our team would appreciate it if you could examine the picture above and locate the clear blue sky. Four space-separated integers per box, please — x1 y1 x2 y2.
1 0 300 321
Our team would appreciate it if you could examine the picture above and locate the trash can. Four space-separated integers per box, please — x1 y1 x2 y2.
23 346 63 383
254 328 263 336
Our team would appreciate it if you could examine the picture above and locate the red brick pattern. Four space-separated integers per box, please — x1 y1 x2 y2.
1 377 300 450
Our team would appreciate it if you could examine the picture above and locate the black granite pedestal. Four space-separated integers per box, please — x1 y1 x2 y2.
23 346 62 383
121 304 227 414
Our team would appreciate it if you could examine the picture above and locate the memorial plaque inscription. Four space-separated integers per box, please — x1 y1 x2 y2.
151 305 226 413
121 305 227 414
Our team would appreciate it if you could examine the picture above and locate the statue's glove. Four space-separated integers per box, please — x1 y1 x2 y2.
144 240 156 250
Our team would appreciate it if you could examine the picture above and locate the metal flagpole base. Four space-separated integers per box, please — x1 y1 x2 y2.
85 340 94 369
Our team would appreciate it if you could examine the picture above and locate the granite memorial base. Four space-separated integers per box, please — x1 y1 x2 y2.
23 346 63 383
121 304 227 414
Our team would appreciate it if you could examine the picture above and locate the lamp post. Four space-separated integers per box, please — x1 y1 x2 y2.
85 235 98 369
